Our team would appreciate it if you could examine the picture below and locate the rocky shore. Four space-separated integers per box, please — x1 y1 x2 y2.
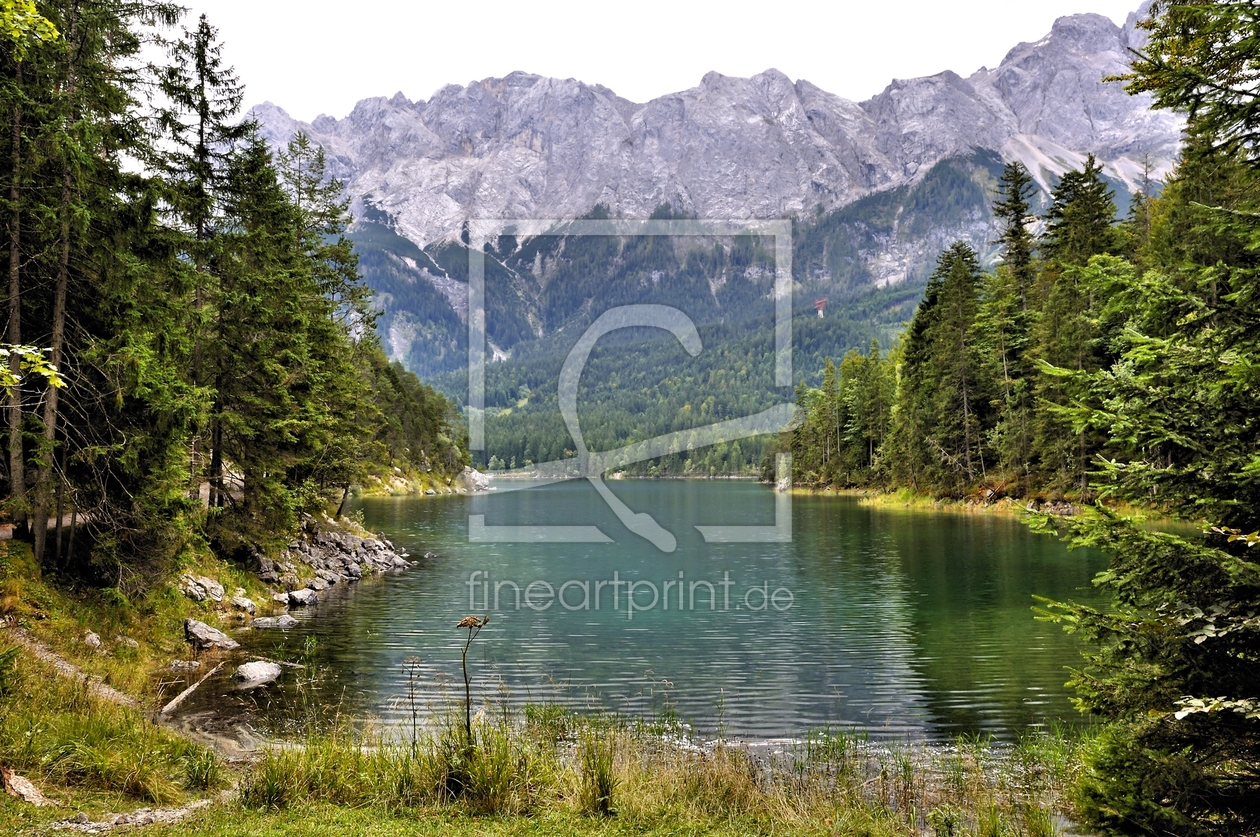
172 515 432 694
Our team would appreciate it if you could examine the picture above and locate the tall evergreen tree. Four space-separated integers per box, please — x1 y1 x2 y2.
1029 155 1121 496
1040 153 1122 269
974 264 1032 492
993 161 1037 308
886 242 989 495
1036 149 1260 835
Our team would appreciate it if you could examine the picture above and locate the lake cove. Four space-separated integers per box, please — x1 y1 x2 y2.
175 481 1103 742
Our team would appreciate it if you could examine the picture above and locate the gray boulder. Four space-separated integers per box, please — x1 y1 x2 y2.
182 575 225 603
288 588 319 607
235 660 282 689
183 618 239 651
193 576 224 602
230 596 257 615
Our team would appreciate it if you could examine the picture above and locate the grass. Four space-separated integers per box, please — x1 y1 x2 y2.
160 804 838 836
802 486 1198 532
0 639 224 834
0 538 283 698
223 702 1081 837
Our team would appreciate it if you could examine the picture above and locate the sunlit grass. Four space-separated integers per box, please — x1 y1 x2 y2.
231 700 1082 836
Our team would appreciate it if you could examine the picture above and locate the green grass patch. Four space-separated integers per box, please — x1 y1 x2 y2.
225 706 1080 837
0 640 224 833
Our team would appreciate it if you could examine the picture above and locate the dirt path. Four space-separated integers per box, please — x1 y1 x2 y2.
3 625 260 757
3 626 139 708
2 626 252 831
46 791 235 833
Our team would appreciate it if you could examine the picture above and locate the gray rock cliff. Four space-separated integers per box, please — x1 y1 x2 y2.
253 3 1178 251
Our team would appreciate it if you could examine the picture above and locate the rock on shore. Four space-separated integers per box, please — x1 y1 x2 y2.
255 516 414 592
183 619 239 651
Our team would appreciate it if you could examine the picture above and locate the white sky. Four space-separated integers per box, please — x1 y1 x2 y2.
178 1 1146 122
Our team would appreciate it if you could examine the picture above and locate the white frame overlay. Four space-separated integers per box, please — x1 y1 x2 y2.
466 218 794 550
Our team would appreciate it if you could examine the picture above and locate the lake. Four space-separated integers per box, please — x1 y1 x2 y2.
183 481 1107 742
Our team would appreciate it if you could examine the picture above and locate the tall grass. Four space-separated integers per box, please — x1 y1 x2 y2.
0 643 223 804
236 702 1083 835
576 724 616 816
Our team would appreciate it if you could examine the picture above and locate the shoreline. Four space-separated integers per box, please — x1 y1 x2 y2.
791 484 1196 528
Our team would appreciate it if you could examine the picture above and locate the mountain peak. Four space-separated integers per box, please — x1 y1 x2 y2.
254 3 1180 249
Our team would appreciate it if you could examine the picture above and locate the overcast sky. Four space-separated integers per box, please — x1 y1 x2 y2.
178 1 1147 122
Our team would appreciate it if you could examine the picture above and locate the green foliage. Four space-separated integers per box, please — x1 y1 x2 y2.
1124 0 1260 159
231 706 1073 834
0 4 465 585
787 103 1260 831
577 725 617 816
0 0 57 60
791 151 1129 501
0 343 62 395
1040 154 1123 267
0 647 218 803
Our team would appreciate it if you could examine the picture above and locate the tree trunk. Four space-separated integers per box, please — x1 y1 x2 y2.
6 64 25 534
66 502 77 567
209 414 222 509
54 438 66 564
336 483 351 518
33 169 71 564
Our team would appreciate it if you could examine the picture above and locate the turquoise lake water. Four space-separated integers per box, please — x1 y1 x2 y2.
185 481 1107 742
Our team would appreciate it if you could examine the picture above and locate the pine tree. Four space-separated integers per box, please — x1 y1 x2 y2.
1041 153 1122 269
974 265 1032 492
1124 0 1260 159
1029 155 1121 496
1035 167 1260 834
839 339 892 480
887 242 990 495
992 161 1036 309
156 13 248 253
155 12 249 509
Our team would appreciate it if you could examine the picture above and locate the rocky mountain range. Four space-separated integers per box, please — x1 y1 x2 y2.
255 3 1178 249
253 2 1183 378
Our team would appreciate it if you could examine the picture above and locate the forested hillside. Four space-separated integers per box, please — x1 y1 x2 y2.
785 154 1139 499
359 150 1021 381
1 3 466 588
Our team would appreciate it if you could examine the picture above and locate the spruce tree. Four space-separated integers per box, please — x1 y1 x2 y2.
974 265 1032 492
1036 159 1260 835
1041 154 1122 268
1029 155 1121 496
887 242 989 495
993 161 1036 308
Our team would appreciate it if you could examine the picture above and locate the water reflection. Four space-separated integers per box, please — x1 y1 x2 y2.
177 482 1104 741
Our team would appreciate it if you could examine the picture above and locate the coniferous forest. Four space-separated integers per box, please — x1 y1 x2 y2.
0 3 466 589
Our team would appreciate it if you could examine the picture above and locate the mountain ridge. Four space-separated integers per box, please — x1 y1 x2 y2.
253 2 1179 252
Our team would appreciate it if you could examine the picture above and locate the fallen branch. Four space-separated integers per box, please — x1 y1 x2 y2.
159 661 224 716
